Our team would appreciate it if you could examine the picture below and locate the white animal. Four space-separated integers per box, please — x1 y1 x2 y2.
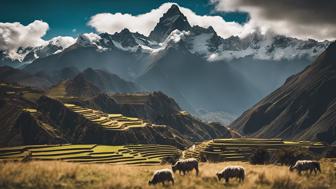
289 160 321 174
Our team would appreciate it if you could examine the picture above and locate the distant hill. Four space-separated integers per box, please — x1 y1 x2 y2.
0 66 52 90
48 68 139 98
229 42 336 144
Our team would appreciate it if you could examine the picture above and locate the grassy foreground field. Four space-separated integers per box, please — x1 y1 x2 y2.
0 160 335 189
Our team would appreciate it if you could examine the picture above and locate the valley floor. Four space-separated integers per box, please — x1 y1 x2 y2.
0 160 335 189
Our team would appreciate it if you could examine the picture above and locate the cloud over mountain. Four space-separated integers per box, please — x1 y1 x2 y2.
211 0 336 41
88 3 253 39
88 2 335 41
0 20 49 59
0 20 77 60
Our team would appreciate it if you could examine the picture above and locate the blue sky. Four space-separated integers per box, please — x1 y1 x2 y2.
0 0 249 39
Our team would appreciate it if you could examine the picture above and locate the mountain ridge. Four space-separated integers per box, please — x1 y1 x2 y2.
229 41 336 144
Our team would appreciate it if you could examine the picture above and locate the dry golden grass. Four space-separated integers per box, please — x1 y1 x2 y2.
0 160 335 189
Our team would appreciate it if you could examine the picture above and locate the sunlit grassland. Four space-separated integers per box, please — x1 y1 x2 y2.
0 160 335 189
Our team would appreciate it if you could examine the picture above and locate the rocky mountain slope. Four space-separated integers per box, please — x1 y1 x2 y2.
229 42 336 144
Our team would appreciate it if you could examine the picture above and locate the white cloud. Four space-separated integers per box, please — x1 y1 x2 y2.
210 0 336 41
88 3 255 39
0 20 49 59
0 20 49 58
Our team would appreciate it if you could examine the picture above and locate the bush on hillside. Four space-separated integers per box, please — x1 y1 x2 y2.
160 151 182 165
249 148 271 164
270 147 315 166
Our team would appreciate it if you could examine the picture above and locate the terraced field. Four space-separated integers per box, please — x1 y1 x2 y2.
0 144 180 165
184 138 327 162
64 103 165 131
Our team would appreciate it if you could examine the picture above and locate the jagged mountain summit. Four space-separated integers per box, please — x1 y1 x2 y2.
149 4 191 42
229 42 336 144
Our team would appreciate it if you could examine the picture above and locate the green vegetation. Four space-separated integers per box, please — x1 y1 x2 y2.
0 144 180 165
64 104 151 131
184 138 328 162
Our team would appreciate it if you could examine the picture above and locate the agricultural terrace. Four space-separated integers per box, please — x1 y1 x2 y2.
0 144 180 165
184 138 328 161
64 103 165 131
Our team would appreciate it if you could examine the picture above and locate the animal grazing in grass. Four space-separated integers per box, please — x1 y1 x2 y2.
172 158 199 176
289 160 321 175
216 166 245 183
148 169 174 186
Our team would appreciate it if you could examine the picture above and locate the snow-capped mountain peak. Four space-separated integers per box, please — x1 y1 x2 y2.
149 4 191 42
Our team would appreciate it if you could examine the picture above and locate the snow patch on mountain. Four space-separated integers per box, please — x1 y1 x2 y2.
152 30 190 53
49 36 76 49
189 33 214 55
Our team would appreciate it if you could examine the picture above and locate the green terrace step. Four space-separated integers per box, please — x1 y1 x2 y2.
32 150 93 156
66 155 136 162
28 144 96 151
213 138 284 142
0 144 62 153
78 157 148 164
0 144 180 165
0 151 23 156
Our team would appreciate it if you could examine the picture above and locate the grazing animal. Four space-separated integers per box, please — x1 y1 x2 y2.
172 158 199 176
148 169 174 185
289 160 321 175
216 166 245 183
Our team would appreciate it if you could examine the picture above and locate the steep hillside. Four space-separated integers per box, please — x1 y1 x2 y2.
0 83 65 146
0 83 191 148
230 42 336 144
73 92 232 142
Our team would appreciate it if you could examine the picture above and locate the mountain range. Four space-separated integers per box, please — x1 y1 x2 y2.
0 4 331 123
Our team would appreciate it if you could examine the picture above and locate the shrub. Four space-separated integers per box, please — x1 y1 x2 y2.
249 148 271 164
271 147 315 166
160 152 181 164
